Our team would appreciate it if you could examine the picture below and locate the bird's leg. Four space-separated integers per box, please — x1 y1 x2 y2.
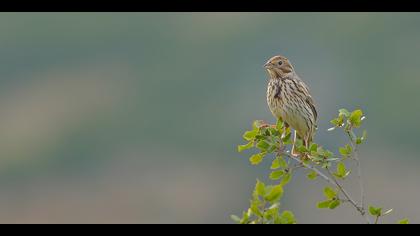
304 135 311 149
291 130 299 157
291 132 309 159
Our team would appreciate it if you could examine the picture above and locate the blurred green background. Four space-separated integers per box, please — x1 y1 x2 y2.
0 13 419 223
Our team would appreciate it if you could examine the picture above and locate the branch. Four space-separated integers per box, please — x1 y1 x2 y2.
284 153 334 185
284 152 372 224
325 167 371 224
374 216 380 224
346 130 368 222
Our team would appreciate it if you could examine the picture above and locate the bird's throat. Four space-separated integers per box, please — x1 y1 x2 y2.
268 69 288 81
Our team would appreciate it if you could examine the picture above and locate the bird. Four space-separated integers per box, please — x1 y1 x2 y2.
264 55 317 156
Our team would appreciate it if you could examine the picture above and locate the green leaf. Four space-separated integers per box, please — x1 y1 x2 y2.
334 171 350 179
339 144 352 156
256 140 270 151
330 118 339 126
250 200 263 217
322 161 332 169
339 147 347 156
264 184 284 203
317 146 328 157
369 206 382 216
307 171 318 180
237 141 254 152
278 157 288 168
246 208 252 217
264 207 278 221
357 130 367 144
368 206 376 216
317 200 332 209
279 211 297 224
309 143 318 152
252 120 264 130
238 210 251 224
280 173 292 186
276 119 284 132
255 180 266 197
282 132 292 144
267 145 277 153
349 109 363 127
398 218 409 224
230 215 241 223
243 130 258 141
346 144 353 153
269 129 281 138
254 135 265 141
270 157 288 170
273 213 282 224
324 187 337 199
249 152 266 165
334 162 350 179
295 139 303 147
270 158 281 170
329 200 341 209
297 145 308 153
339 108 351 117
330 117 342 126
269 170 285 180
337 162 346 175
324 150 334 158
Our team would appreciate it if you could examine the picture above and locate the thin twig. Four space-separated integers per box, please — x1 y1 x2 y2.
354 148 365 213
347 130 367 222
325 167 371 224
284 153 334 186
290 163 304 172
325 167 360 209
276 121 371 224
284 152 372 224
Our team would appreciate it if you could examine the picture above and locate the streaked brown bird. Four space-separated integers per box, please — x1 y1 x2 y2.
264 55 317 156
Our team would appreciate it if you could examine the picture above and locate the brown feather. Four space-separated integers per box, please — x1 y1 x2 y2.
265 55 317 148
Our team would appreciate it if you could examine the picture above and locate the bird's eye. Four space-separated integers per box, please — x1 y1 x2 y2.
278 61 283 66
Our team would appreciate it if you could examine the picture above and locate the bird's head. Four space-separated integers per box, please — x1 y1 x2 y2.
264 55 294 79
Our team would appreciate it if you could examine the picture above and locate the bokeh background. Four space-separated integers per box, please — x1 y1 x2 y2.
0 12 419 223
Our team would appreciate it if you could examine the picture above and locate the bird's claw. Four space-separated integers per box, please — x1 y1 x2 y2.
259 121 276 129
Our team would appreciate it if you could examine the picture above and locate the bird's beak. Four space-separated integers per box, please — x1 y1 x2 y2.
263 62 271 69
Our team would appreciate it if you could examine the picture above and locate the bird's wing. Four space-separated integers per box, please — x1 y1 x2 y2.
306 96 318 122
296 78 318 122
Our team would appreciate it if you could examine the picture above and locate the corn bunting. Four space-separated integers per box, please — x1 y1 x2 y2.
264 55 317 156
